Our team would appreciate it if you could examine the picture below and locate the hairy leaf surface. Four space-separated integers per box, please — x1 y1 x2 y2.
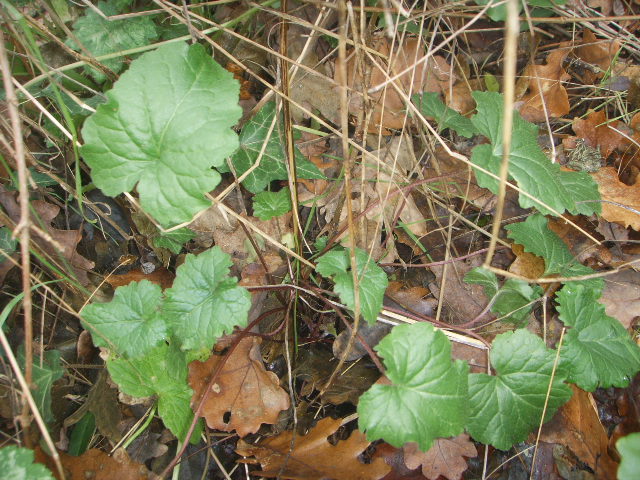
557 284 640 391
81 280 166 358
467 329 572 450
107 342 193 439
164 247 251 351
0 446 54 480
316 247 388 324
81 42 241 227
358 323 468 451
253 188 292 220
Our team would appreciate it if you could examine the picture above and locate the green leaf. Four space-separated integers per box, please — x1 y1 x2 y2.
0 226 17 255
68 412 95 456
465 267 542 325
617 432 640 480
505 214 604 292
470 91 600 216
557 284 640 391
358 323 469 451
81 42 241 227
474 0 567 22
81 280 166 358
252 188 292 220
467 329 572 450
67 1 159 82
412 92 478 138
107 342 193 439
0 446 55 480
18 348 64 425
316 247 388 324
151 227 195 254
226 102 324 193
164 247 251 351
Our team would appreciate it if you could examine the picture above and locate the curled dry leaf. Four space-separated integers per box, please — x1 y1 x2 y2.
337 35 453 133
572 110 630 158
236 417 391 480
518 49 571 123
0 187 95 285
575 29 621 82
540 386 618 477
188 336 290 437
403 434 477 480
591 166 640 230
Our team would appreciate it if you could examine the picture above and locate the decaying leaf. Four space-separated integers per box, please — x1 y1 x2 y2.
540 386 618 477
575 29 621 83
518 49 571 123
337 35 453 133
236 417 391 479
600 270 640 328
106 267 175 290
591 167 640 230
35 447 151 480
403 434 477 480
296 345 380 404
0 188 95 285
572 110 629 158
189 336 290 437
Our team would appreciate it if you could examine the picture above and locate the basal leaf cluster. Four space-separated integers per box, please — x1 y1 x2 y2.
81 247 250 439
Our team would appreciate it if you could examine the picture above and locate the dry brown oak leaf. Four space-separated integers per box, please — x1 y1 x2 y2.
189 336 290 437
336 35 453 133
0 187 94 285
572 110 629 158
518 49 571 123
591 166 640 230
403 434 478 480
575 29 621 83
236 417 391 480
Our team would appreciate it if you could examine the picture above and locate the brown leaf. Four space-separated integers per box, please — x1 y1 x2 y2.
106 267 175 290
337 36 453 133
403 435 477 480
518 49 571 123
509 243 545 280
35 447 151 480
236 417 391 479
591 166 640 230
575 29 621 81
572 110 629 158
0 189 95 285
189 336 290 437
600 270 640 328
539 385 618 477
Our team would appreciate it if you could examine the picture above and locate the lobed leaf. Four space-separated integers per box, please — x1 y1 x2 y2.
465 267 542 325
316 248 388 324
556 284 640 391
358 323 469 451
81 42 241 227
0 446 54 480
164 247 251 351
470 91 600 216
252 188 293 220
67 1 159 82
107 342 194 440
151 227 195 254
466 329 572 450
224 102 324 193
505 214 604 292
81 280 166 358
412 92 478 138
